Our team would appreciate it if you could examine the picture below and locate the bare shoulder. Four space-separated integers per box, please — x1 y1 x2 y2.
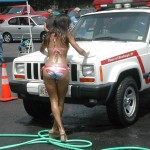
67 31 74 41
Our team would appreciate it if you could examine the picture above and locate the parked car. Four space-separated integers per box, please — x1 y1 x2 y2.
0 5 49 19
0 15 46 43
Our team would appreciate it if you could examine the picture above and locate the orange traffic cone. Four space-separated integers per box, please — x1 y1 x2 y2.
0 63 17 102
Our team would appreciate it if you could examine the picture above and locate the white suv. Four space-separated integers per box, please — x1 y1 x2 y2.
10 8 150 127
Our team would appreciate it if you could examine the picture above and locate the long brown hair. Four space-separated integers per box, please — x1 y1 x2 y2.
44 14 71 48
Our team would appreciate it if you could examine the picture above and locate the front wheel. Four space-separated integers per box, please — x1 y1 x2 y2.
106 77 139 127
3 33 13 43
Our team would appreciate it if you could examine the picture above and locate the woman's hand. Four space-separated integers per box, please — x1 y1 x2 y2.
84 51 96 58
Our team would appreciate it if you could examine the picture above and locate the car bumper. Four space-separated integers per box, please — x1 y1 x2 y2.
9 80 116 104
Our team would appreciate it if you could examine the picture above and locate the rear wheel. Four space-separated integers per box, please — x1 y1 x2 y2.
23 96 52 119
3 33 13 43
106 77 139 127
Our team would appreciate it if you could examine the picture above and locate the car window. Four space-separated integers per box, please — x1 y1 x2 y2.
8 17 19 25
19 17 30 25
72 12 150 42
7 7 22 14
2 7 11 14
31 16 46 25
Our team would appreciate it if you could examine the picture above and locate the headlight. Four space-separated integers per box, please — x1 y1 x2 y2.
15 63 25 74
82 65 94 77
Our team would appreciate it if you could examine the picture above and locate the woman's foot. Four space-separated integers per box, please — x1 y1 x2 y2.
49 128 59 139
60 132 68 142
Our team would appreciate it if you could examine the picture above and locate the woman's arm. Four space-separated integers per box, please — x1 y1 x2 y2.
68 32 90 57
40 40 48 56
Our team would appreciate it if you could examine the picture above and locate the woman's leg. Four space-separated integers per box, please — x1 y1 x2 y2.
56 70 69 141
56 70 69 130
43 69 64 133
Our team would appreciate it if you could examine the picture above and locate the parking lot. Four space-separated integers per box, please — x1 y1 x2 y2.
1 42 150 150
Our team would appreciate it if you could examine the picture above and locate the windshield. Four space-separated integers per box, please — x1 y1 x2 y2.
2 7 22 14
2 7 11 14
31 16 46 25
72 12 150 42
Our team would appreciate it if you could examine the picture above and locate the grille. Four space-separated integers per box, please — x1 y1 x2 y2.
26 63 44 80
70 64 77 81
26 63 78 81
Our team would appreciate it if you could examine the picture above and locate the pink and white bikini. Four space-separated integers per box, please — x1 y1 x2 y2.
42 35 69 80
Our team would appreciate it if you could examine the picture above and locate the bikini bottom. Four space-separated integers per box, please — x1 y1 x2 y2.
42 64 69 80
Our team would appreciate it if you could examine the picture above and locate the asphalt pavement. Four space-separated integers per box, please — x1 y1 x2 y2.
1 42 150 150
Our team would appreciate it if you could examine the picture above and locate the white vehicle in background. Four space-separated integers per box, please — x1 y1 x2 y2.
9 0 150 127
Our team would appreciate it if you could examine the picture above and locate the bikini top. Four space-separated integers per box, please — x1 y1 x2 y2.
52 35 66 63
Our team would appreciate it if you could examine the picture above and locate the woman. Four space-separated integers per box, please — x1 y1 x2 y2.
40 14 89 142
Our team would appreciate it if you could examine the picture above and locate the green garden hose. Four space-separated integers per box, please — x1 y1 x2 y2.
0 130 149 150
0 129 92 150
102 146 150 150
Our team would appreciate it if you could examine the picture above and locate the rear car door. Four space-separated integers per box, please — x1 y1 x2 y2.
18 17 32 39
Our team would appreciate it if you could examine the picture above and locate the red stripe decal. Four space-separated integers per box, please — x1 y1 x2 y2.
101 50 150 84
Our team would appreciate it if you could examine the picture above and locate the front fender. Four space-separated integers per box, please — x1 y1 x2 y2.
108 62 142 83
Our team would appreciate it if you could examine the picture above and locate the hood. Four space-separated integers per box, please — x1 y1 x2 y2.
67 41 147 63
14 51 47 62
14 41 146 64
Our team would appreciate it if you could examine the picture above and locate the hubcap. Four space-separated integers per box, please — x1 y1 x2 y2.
4 35 11 42
123 86 136 117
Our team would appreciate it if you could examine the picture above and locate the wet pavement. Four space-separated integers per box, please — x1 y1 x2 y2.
0 92 150 150
0 43 150 150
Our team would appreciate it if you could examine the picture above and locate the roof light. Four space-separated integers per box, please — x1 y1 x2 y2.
115 3 122 8
101 4 108 7
93 0 150 10
94 4 101 10
113 0 133 3
124 3 131 8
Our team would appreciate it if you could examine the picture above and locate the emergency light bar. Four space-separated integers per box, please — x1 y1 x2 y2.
93 0 150 11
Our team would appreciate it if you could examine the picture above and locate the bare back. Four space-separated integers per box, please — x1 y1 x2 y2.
45 33 69 66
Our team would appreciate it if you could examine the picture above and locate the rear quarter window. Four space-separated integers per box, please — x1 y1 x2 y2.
8 18 19 25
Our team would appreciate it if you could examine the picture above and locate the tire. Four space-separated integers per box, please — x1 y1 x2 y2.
40 32 46 41
106 77 139 127
23 96 52 119
3 33 13 43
